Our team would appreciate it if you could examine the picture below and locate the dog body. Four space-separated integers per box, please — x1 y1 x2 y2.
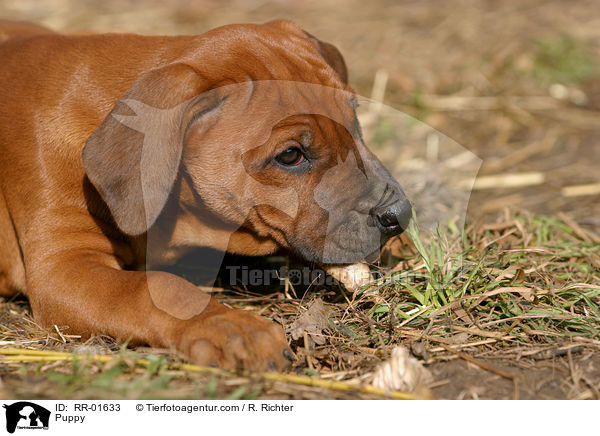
0 20 410 370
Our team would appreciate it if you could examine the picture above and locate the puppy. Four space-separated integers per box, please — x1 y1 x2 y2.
0 19 411 370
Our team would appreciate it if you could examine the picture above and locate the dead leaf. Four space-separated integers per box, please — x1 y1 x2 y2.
289 298 331 345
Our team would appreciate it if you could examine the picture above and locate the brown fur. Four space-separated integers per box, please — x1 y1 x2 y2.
0 19 407 370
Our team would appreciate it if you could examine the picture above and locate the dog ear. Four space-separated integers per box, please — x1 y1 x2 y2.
304 33 348 84
82 63 223 235
265 20 348 84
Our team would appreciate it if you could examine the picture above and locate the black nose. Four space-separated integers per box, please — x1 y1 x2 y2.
371 200 412 236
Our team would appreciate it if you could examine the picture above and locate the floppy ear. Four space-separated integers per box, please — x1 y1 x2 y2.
82 63 223 235
304 32 348 84
265 20 349 84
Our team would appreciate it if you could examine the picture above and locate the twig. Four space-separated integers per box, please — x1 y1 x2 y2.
0 348 417 400
419 95 562 111
450 325 513 340
54 325 67 343
529 345 584 361
369 69 388 117
429 338 499 353
461 172 545 191
561 184 600 198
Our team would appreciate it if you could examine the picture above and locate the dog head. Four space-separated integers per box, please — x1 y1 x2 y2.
82 20 411 266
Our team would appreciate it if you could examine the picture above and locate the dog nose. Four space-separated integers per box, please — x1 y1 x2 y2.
371 200 412 236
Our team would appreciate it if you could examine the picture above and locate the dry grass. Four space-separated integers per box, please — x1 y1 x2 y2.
1 210 599 399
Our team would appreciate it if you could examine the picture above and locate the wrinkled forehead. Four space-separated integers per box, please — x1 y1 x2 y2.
215 80 360 151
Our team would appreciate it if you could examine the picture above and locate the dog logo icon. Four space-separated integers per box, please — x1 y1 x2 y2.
3 402 50 433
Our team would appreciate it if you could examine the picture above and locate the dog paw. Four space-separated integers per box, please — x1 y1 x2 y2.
179 309 294 372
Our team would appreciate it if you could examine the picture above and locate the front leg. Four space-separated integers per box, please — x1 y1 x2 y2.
26 247 292 371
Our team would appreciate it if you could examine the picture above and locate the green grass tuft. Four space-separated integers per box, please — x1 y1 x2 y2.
532 34 599 85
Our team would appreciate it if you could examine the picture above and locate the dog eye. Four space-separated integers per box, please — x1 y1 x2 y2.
275 147 305 166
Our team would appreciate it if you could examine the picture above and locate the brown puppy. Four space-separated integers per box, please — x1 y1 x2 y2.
0 20 411 370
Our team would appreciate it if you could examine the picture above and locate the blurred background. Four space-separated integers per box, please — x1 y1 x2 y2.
2 0 599 229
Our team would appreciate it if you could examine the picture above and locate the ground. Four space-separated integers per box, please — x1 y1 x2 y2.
0 0 599 400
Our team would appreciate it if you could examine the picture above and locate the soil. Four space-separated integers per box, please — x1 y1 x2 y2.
431 353 600 400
